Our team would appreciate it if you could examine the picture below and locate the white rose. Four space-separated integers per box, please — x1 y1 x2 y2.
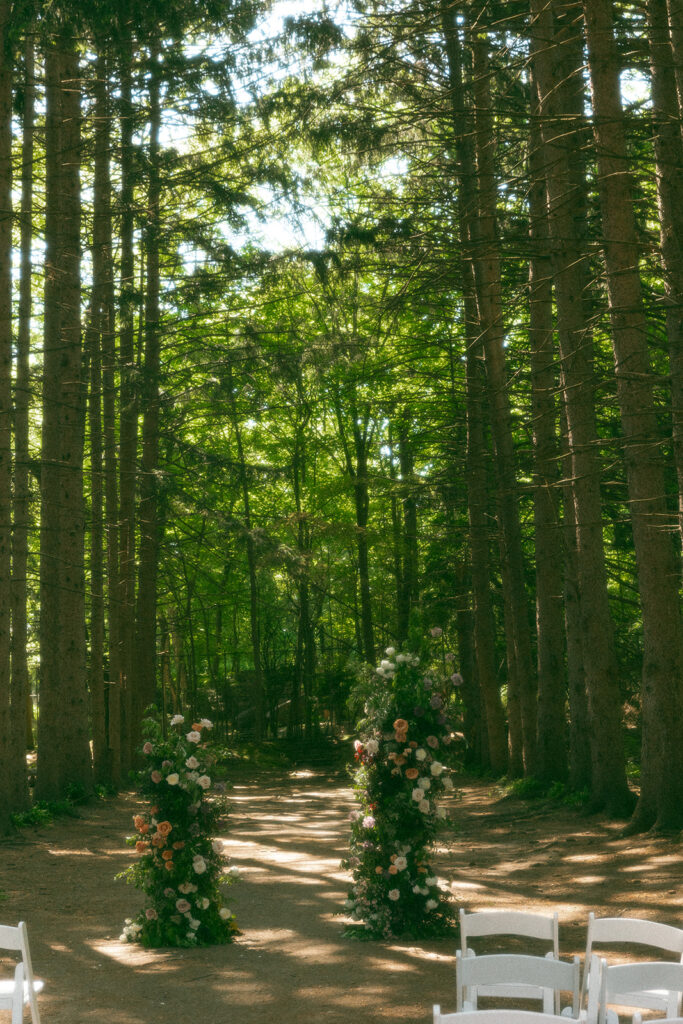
388 889 400 901
188 917 200 930
219 907 232 920
166 773 180 786
394 856 407 871
385 647 396 657
415 748 427 761
186 730 201 744
198 897 210 909
380 659 392 670
229 865 240 877
396 653 407 664
412 788 423 802
437 806 447 818
197 775 211 789
212 840 223 853
365 739 379 756
426 876 438 886
199 718 213 729
426 899 438 911
170 714 185 726
430 761 444 776
185 756 199 769
443 776 454 790
418 777 431 791
419 799 430 813
192 856 207 874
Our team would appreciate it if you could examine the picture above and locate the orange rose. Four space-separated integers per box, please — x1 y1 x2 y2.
405 768 419 780
135 841 148 854
161 849 174 861
192 723 202 731
393 718 408 732
172 841 185 850
156 821 172 837
133 814 146 830
164 860 174 871
375 866 383 874
409 741 418 748
395 756 406 767
388 864 398 875
151 834 166 848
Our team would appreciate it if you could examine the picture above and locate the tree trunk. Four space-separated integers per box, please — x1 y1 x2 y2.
0 0 13 832
647 0 683 548
583 0 683 831
9 21 35 812
528 86 568 783
439 1 507 774
115 19 137 779
529 0 632 815
36 23 92 802
134 41 163 745
471 33 538 775
398 412 419 642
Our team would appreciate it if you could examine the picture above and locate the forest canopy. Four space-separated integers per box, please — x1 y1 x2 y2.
0 0 682 836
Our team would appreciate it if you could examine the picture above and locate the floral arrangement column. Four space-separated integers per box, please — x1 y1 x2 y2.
119 714 240 947
342 643 459 939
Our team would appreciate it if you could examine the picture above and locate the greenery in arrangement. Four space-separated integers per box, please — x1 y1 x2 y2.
342 633 460 939
118 715 240 947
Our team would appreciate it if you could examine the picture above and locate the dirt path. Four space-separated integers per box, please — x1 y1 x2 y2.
0 771 680 1023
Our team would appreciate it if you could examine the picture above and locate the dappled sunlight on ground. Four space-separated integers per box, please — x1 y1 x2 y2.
1 772 681 1023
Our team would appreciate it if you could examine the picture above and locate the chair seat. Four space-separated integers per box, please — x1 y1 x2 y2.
0 976 45 1000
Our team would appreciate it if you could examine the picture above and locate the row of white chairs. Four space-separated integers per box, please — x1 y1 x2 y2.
434 1014 683 1024
435 909 683 1024
0 922 41 1024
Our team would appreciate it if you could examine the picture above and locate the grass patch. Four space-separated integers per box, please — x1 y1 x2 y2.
492 776 590 808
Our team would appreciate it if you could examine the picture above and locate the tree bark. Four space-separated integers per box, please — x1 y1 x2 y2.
529 0 632 815
36 22 93 801
583 0 683 831
528 85 568 782
440 1 507 774
646 0 683 548
134 40 163 746
0 0 13 832
471 33 538 775
115 17 137 780
9 20 35 812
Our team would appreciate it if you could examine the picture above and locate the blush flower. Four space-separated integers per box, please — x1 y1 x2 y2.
185 756 199 769
197 775 211 789
175 898 191 914
388 889 400 901
150 770 162 784
170 714 185 726
186 730 201 744
142 742 153 755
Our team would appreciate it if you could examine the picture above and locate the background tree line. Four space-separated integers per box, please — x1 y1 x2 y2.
0 0 681 835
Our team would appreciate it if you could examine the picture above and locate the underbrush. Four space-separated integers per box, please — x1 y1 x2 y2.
492 776 590 808
10 782 117 830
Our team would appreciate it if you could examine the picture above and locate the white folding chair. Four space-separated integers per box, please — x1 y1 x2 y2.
581 915 683 1012
459 909 561 1011
0 922 42 1024
586 955 683 1024
633 1017 683 1024
456 950 580 1017
434 1010 577 1024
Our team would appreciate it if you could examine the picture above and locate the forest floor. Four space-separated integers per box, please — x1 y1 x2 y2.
0 768 681 1024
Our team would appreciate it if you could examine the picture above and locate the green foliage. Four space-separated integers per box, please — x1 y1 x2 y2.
10 799 81 829
117 714 239 948
341 640 460 939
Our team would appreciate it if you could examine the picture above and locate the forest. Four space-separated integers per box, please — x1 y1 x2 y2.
0 0 682 839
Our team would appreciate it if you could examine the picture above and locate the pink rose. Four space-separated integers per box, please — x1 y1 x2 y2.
143 742 153 755
175 899 191 914
151 770 162 784
145 908 158 920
